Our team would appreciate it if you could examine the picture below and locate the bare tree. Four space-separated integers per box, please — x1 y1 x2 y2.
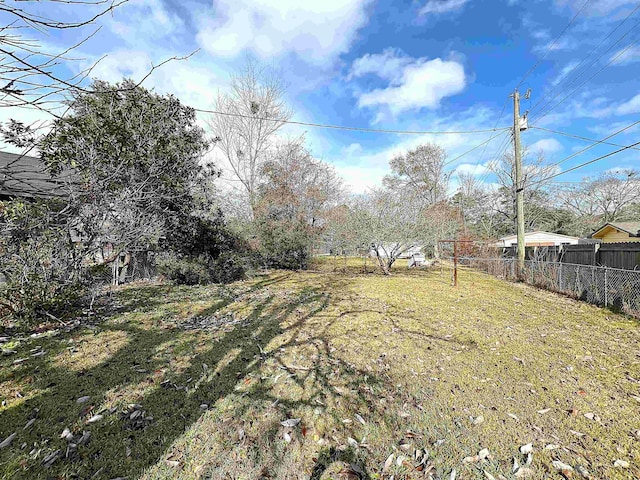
490 147 558 233
0 0 190 116
383 143 450 205
207 59 292 218
451 172 505 239
559 170 640 229
251 136 344 269
348 188 458 274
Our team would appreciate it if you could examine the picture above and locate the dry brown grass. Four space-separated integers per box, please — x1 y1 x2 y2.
1 259 639 479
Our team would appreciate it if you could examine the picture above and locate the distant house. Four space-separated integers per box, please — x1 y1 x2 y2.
495 231 580 248
370 244 423 259
589 222 640 243
0 150 71 200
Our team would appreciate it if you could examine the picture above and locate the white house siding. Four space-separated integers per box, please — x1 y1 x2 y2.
497 231 580 247
370 244 423 258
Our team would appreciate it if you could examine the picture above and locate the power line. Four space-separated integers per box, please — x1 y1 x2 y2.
516 0 592 89
474 96 510 180
531 125 640 151
528 3 640 116
456 96 511 187
477 129 513 185
531 37 640 124
195 107 509 135
531 139 640 186
544 119 640 170
443 129 509 167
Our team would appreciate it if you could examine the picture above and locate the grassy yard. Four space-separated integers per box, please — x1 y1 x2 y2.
1 257 639 479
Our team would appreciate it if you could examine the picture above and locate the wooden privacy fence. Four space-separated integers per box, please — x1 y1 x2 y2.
502 242 640 270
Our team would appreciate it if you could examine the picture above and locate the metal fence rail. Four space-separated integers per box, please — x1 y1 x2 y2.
461 257 640 319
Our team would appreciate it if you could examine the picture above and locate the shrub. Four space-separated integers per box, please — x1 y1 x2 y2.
257 219 311 270
156 251 247 286
0 200 88 327
210 252 247 284
156 254 212 285
158 211 248 284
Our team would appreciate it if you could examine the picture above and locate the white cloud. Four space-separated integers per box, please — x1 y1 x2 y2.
419 0 470 16
529 138 563 155
611 45 640 66
324 106 504 193
615 93 640 115
0 107 54 153
334 164 389 194
107 0 185 44
196 0 372 65
550 61 578 86
79 49 225 131
348 48 413 81
454 162 490 176
342 143 364 156
352 50 466 117
587 120 640 136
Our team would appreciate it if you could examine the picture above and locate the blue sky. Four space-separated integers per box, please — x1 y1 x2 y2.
2 0 639 192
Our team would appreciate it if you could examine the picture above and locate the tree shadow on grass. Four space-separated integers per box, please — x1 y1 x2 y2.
0 273 316 479
1 270 460 480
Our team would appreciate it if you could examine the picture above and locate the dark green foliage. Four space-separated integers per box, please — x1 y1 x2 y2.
210 252 248 283
157 251 247 285
156 254 212 285
159 210 248 285
256 216 311 270
0 200 86 325
0 80 221 326
162 210 239 259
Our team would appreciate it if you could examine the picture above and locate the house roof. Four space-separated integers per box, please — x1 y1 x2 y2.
498 231 580 241
0 151 72 199
590 222 640 238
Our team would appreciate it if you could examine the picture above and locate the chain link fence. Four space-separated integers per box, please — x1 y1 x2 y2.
460 257 640 319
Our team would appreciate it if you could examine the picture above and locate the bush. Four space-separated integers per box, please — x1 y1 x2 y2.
157 251 247 285
156 254 212 285
210 252 247 283
157 211 248 284
0 200 88 327
257 219 312 270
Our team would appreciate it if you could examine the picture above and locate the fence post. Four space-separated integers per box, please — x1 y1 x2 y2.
559 263 563 291
604 267 608 306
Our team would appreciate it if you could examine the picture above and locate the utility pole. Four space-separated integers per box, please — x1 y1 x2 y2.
513 89 525 276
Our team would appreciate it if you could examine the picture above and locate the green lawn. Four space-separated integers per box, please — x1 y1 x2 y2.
1 258 639 479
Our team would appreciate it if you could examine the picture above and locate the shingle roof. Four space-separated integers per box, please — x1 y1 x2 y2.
0 151 73 199
590 222 640 238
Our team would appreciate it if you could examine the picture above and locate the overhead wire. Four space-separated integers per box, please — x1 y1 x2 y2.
477 129 513 185
531 35 640 124
515 0 593 89
530 139 640 186
473 96 511 184
531 125 640 151
542 119 640 170
194 107 509 135
443 129 509 167
528 3 640 117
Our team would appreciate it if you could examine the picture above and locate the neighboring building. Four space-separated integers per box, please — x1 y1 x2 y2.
0 151 71 200
370 244 423 259
495 231 580 247
589 222 640 243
